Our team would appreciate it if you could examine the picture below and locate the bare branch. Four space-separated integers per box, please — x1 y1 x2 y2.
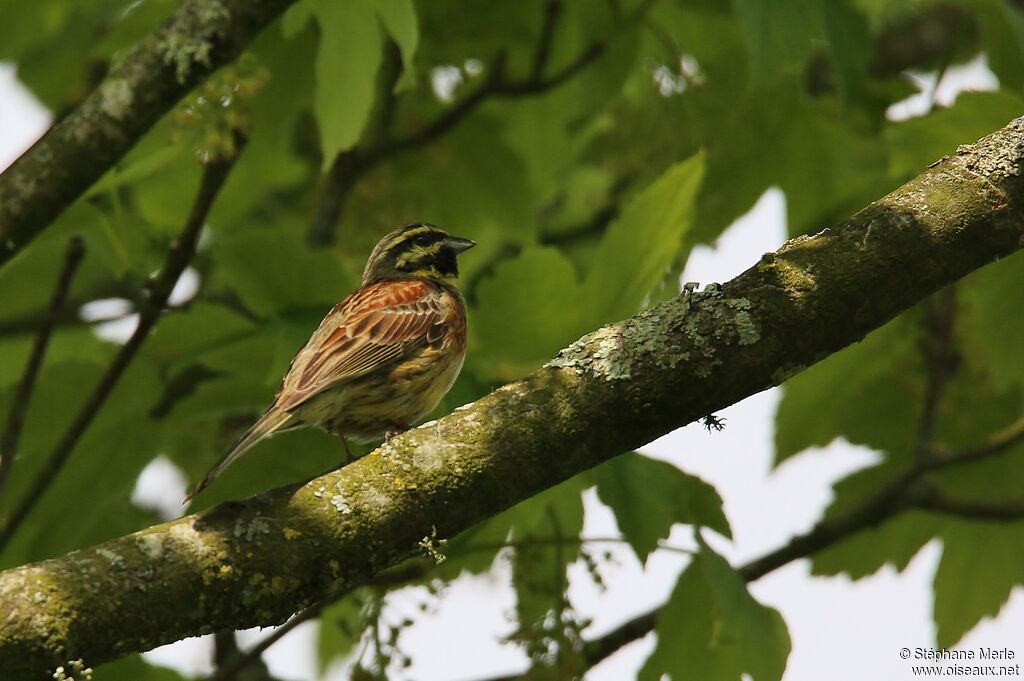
914 287 960 463
219 534 695 680
934 415 1024 467
910 488 1024 521
308 0 653 246
532 0 564 80
551 415 1024 680
0 237 85 493
209 609 320 681
0 136 247 552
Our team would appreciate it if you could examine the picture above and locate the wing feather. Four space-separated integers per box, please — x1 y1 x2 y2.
276 280 447 411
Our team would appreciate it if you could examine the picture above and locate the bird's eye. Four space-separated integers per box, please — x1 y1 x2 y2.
413 234 434 246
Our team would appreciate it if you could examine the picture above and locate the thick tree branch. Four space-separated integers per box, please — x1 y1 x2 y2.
0 138 246 552
0 0 296 270
1 117 1023 679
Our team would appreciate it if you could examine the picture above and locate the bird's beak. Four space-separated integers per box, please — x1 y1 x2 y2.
445 236 476 254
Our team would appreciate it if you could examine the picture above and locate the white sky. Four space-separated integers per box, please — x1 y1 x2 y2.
1 54 1021 681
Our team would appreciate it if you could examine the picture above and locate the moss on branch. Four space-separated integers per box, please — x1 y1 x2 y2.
0 117 1023 679
0 0 297 269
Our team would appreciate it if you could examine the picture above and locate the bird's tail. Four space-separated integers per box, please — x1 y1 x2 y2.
183 408 295 504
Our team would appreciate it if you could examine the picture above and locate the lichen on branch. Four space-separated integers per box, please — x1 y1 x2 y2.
0 0 298 270
0 117 1022 680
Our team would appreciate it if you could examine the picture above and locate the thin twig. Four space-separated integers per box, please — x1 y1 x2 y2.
531 0 564 80
307 150 367 248
914 287 959 462
933 415 1024 466
0 0 292 271
254 386 1019 681
507 409 1024 680
537 173 637 247
211 533 696 681
0 136 247 552
379 53 510 157
381 28 614 158
910 487 1024 521
0 279 147 337
208 605 322 681
308 0 656 246
306 40 406 247
0 237 85 493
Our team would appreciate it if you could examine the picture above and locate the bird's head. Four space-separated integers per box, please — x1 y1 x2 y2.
362 223 476 286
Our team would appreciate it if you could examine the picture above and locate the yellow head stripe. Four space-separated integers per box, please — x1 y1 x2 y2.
389 225 435 248
395 242 443 269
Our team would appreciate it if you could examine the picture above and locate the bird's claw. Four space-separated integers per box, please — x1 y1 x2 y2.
385 422 412 442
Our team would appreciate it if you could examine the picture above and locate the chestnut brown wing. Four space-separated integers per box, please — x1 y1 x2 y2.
277 280 448 411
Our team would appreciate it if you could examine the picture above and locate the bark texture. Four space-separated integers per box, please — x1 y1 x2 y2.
1 117 1023 679
0 0 297 269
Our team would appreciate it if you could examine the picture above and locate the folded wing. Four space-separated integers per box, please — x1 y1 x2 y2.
277 279 448 411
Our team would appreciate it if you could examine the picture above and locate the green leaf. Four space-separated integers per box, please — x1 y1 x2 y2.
583 152 705 322
640 534 791 681
92 654 187 681
376 0 419 89
774 317 920 465
733 0 824 84
973 0 1024 92
86 146 184 199
595 453 730 563
541 166 615 240
694 82 890 242
143 303 257 372
472 247 588 380
500 96 584 205
0 209 129 320
0 3 114 109
411 115 535 237
438 476 588 607
211 228 356 316
287 0 419 159
0 360 162 568
308 0 384 164
822 0 871 106
811 357 1024 645
508 476 588 654
933 520 1024 648
318 592 367 672
927 372 1024 646
811 462 940 579
471 155 704 381
961 251 1024 392
191 332 278 387
282 0 315 36
0 328 111 391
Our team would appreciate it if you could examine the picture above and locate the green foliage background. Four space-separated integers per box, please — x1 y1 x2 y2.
1 0 1023 678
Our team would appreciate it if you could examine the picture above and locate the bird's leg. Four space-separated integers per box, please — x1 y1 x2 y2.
339 434 354 464
385 421 412 442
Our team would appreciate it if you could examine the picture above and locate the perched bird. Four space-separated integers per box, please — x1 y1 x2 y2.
184 224 475 502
